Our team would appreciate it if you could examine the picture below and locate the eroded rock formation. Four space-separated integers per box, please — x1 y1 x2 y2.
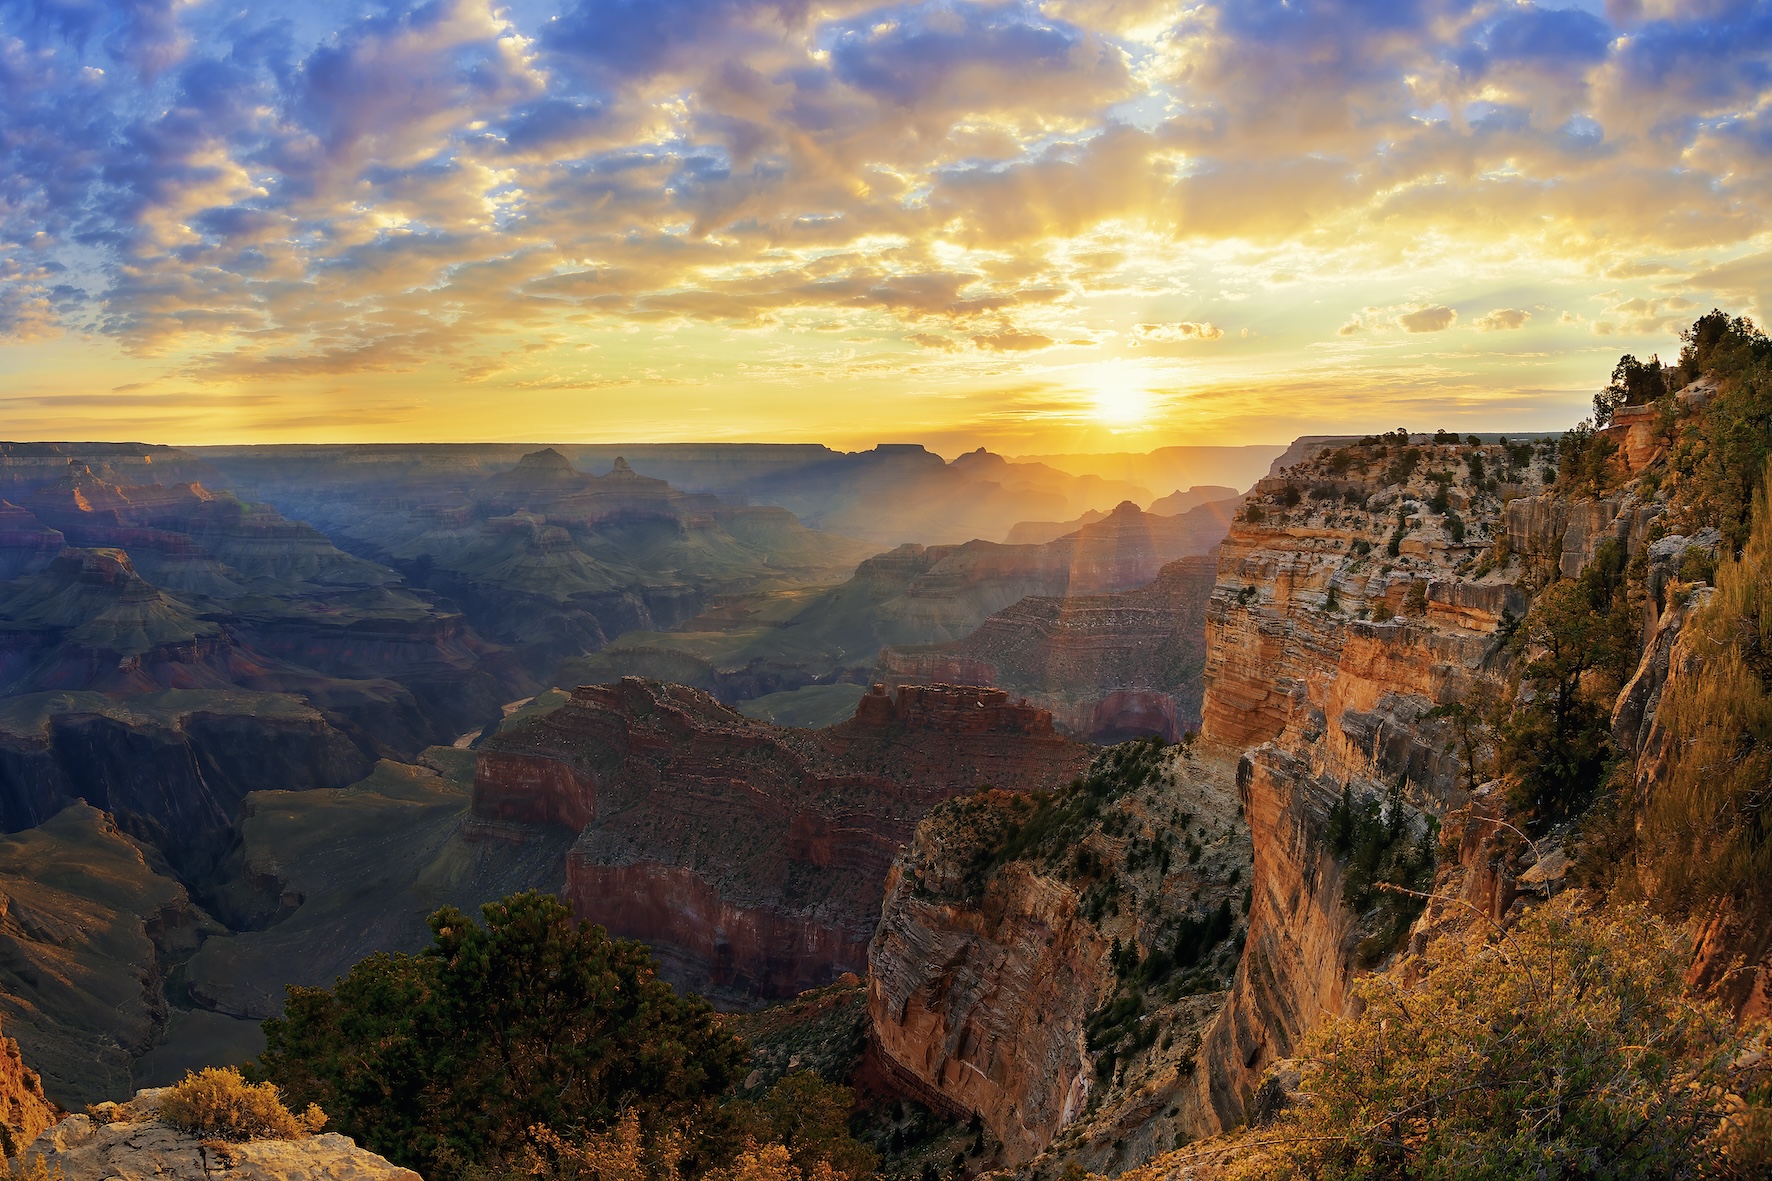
473 679 1093 1006
877 555 1219 742
866 745 1251 1171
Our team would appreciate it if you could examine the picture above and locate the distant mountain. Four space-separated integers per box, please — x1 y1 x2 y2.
1147 484 1240 515
1007 445 1286 495
876 553 1220 743
199 443 1155 548
574 492 1240 680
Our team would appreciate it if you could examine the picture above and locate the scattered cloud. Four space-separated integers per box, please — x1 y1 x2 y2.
3 0 1772 441
1130 321 1224 344
972 329 1056 352
1473 308 1531 332
1398 306 1458 334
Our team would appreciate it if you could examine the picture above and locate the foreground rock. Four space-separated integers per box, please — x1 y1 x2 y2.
25 1090 417 1181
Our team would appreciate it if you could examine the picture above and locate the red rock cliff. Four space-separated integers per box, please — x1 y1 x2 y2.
472 678 1092 1006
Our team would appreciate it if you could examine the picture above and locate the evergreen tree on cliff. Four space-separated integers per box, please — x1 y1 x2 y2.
256 891 746 1180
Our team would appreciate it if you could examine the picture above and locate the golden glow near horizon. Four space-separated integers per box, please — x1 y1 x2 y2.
1 1 1767 452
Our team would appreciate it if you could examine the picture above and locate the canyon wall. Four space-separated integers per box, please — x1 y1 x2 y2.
867 747 1251 1172
1191 443 1670 1126
877 555 1218 743
473 679 1093 1007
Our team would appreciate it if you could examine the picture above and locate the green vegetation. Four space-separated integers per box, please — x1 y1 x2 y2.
1663 310 1772 552
1324 782 1435 966
1594 352 1668 426
1640 458 1772 926
1215 898 1769 1180
1499 540 1635 822
256 892 751 1180
983 739 1169 874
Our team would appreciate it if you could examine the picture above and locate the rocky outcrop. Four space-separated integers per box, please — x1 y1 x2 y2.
0 693 375 885
0 1014 56 1157
877 555 1219 741
474 679 1093 1007
867 746 1252 1170
24 1090 416 1181
1188 436 1678 1129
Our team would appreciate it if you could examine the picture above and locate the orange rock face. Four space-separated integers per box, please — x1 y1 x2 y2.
1191 440 1675 1128
0 1015 57 1154
472 678 1092 1006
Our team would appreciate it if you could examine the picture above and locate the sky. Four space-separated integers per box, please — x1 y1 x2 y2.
2 0 1771 453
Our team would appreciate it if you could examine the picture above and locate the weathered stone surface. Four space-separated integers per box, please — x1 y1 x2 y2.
867 748 1251 1170
0 1013 56 1157
1192 443 1554 1128
24 1090 417 1181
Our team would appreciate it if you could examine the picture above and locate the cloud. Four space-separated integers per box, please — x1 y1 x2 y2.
1130 321 1224 344
1398 305 1457 333
1473 308 1530 331
4 0 1772 430
971 329 1055 352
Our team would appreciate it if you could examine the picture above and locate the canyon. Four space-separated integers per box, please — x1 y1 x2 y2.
857 424 1745 1172
0 437 1254 1106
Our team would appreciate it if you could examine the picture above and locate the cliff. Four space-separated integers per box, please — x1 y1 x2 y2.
866 741 1251 1171
473 679 1093 1007
861 432 1693 1169
0 1014 55 1156
877 555 1219 742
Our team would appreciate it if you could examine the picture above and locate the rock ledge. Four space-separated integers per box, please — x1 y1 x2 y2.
24 1090 420 1181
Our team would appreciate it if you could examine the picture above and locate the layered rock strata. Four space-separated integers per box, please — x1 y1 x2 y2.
473 679 1093 1006
867 745 1251 1170
1190 438 1673 1127
863 434 1690 1170
877 555 1218 742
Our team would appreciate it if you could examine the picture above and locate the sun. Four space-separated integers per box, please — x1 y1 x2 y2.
1089 384 1155 427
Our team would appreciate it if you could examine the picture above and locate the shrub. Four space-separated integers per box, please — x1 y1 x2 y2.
1220 897 1768 1180
159 1067 324 1141
1324 782 1435 965
1642 458 1772 923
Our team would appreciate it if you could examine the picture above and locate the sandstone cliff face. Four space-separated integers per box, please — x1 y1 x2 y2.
474 679 1093 1007
26 1090 416 1181
1189 438 1684 1128
0 1014 56 1157
876 556 1218 742
867 745 1251 1171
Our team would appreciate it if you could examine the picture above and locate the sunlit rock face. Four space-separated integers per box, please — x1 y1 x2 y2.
1192 439 1668 1128
471 678 1093 1007
865 747 1250 1171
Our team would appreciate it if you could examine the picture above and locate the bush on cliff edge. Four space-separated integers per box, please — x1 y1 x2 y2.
1209 896 1769 1180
